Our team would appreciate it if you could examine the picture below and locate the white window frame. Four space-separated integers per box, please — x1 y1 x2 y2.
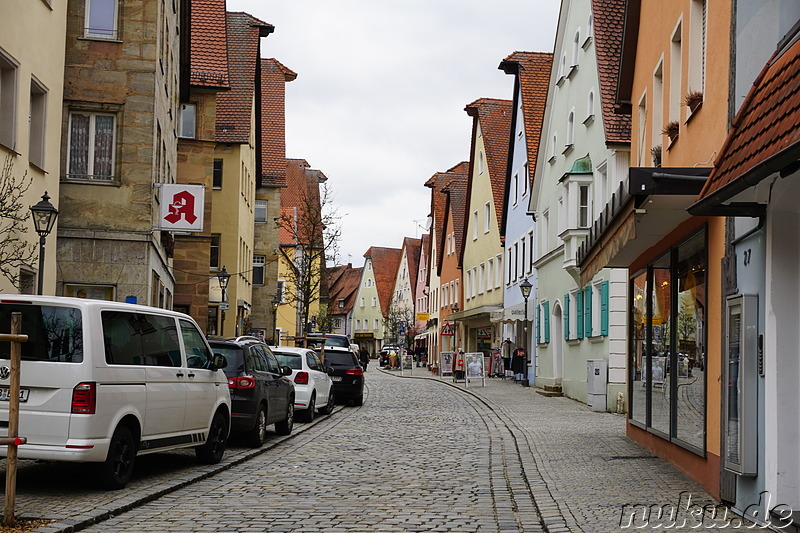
67 111 117 181
254 200 267 223
473 211 479 240
179 103 196 139
252 255 265 285
484 202 491 233
512 174 518 206
495 253 502 289
28 77 47 169
84 0 120 40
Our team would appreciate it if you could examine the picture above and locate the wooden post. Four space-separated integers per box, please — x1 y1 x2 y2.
2 313 28 527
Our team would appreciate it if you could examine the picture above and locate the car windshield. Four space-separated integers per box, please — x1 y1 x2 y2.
307 336 349 349
273 352 302 370
324 352 356 367
209 345 244 375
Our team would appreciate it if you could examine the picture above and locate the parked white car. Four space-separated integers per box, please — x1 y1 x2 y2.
272 346 334 422
0 296 231 490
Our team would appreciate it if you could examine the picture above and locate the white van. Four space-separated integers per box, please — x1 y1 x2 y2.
0 296 231 489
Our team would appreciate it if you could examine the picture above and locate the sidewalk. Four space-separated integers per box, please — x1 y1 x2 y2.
380 365 753 532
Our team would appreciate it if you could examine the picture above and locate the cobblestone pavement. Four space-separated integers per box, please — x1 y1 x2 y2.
3 366 755 532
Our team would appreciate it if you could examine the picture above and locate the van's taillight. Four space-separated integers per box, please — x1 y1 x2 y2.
294 372 309 385
71 382 96 414
346 368 363 376
228 376 255 389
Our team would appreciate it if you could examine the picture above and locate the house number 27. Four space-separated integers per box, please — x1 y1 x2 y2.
742 249 752 266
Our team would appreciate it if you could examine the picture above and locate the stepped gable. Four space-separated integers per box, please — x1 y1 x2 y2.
364 247 403 316
216 12 273 143
260 58 297 187
465 98 513 233
190 0 230 88
500 51 553 174
592 0 631 144
694 36 800 203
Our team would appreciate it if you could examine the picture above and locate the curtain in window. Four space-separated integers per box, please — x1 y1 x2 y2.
69 113 90 178
94 115 114 179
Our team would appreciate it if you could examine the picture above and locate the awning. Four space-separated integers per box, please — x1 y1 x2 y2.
577 167 710 286
414 332 429 341
499 302 530 323
449 304 502 321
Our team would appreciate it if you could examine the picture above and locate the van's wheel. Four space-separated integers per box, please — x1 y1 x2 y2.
318 390 335 415
196 411 228 464
275 402 294 435
246 404 268 448
95 425 136 490
297 394 315 423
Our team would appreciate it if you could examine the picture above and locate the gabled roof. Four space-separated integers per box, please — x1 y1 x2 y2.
327 264 363 315
419 233 431 286
443 171 469 269
464 98 513 247
591 0 631 144
692 34 800 210
364 247 403 317
216 12 274 144
499 51 552 238
190 0 230 89
259 58 297 188
425 162 469 275
401 237 422 292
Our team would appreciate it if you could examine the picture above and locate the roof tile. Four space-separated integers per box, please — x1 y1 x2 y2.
592 0 631 143
190 0 229 88
364 247 403 317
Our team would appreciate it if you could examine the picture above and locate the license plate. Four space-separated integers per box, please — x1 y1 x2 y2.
0 389 29 402
331 376 342 382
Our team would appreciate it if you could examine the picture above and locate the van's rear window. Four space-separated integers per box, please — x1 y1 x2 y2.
0 304 84 363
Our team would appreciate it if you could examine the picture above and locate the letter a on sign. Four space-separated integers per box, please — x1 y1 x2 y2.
159 184 205 232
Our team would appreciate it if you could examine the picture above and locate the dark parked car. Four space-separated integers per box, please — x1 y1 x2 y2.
318 349 364 406
208 337 295 447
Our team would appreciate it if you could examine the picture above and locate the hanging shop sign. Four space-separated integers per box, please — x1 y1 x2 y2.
159 184 205 232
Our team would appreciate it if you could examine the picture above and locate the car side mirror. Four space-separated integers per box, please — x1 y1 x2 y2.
325 366 334 375
210 353 227 371
281 365 293 376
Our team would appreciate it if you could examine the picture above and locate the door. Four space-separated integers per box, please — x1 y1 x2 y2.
552 302 563 385
256 346 287 423
180 319 222 432
307 351 331 405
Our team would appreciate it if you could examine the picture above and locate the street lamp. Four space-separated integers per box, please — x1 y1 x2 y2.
271 293 281 345
519 278 532 387
217 266 230 335
29 192 59 295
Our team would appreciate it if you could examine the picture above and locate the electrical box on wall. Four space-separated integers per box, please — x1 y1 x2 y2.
724 294 758 476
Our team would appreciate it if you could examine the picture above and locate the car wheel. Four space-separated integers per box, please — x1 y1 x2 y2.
353 394 364 407
318 390 335 415
275 401 294 435
195 411 229 464
246 404 268 448
297 394 315 423
95 424 136 490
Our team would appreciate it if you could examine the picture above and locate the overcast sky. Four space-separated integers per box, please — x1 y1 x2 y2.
227 0 561 267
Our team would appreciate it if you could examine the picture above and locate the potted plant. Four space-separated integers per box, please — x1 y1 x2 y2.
662 120 680 143
651 145 662 167
685 90 703 113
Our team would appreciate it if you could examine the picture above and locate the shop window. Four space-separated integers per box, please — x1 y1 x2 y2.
628 228 707 453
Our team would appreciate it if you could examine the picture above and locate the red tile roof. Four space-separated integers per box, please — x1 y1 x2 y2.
444 170 469 265
464 98 513 243
402 237 422 292
500 51 553 174
259 58 296 188
424 162 469 275
592 0 631 144
695 36 800 204
190 0 230 88
364 247 403 317
327 264 363 315
216 12 274 144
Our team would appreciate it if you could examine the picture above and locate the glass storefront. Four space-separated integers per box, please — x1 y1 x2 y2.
628 228 707 453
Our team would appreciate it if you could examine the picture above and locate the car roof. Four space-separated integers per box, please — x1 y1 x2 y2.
271 346 314 355
207 336 265 347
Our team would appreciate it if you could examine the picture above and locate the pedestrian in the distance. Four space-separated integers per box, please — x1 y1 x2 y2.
360 347 369 372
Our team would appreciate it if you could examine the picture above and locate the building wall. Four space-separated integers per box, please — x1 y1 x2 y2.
251 185 281 335
440 212 462 353
58 0 179 305
351 257 385 353
0 0 67 294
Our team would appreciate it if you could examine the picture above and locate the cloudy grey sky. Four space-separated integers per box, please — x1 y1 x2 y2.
227 0 561 267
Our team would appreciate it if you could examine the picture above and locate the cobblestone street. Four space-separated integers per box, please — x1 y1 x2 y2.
3 367 754 532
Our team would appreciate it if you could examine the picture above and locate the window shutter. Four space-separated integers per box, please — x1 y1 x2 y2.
600 280 609 336
536 304 541 344
576 290 584 339
564 293 570 340
544 301 550 343
584 287 592 337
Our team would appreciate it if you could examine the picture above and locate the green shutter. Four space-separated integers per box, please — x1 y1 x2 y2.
600 280 609 336
536 304 541 344
584 287 592 337
577 290 584 339
544 301 550 343
564 293 570 340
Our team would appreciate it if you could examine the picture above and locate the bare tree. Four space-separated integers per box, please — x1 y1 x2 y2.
0 155 37 289
382 301 419 349
277 181 342 339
